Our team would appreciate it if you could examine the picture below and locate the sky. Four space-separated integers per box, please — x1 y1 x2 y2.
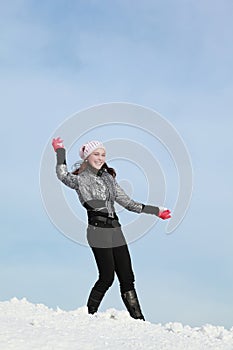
1 0 233 329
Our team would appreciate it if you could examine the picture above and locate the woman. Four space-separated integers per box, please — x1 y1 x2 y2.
52 137 171 321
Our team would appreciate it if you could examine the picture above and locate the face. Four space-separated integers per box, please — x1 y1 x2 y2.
87 148 106 170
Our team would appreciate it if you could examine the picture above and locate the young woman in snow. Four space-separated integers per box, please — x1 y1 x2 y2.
52 137 171 321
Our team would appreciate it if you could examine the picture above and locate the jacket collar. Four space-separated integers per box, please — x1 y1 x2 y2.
86 162 106 176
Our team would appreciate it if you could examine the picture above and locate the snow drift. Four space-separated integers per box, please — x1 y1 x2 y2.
0 298 232 350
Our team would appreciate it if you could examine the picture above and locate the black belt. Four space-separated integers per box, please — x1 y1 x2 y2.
89 216 120 228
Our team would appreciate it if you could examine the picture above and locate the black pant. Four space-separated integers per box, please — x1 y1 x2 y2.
87 224 135 294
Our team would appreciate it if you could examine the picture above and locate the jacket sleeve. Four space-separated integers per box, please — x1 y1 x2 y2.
114 179 143 213
55 148 79 189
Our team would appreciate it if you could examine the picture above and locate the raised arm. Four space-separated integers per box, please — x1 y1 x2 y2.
52 137 79 189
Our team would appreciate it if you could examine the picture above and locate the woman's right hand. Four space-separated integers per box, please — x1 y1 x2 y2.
52 137 64 152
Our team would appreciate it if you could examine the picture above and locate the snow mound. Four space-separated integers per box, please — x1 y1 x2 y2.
0 298 233 350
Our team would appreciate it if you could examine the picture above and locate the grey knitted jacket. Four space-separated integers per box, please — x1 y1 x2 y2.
55 148 144 218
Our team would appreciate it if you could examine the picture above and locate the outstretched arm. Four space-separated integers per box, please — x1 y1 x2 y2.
142 205 171 220
114 180 143 213
114 180 171 219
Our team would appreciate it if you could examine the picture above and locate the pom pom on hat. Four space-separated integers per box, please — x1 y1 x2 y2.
79 140 105 160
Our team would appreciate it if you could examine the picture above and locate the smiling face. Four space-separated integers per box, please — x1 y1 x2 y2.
87 148 106 170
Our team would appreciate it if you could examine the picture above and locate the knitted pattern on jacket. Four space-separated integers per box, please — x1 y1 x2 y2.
56 149 143 218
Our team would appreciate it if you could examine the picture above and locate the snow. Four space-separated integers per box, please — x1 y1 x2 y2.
0 298 233 350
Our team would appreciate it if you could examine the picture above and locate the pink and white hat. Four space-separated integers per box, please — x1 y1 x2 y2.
79 140 105 160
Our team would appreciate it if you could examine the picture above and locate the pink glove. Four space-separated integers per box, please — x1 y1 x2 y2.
158 207 171 220
52 137 64 152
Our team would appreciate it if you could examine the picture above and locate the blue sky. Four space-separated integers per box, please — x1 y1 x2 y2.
1 0 233 328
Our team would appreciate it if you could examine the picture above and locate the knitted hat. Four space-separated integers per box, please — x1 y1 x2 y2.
79 140 105 160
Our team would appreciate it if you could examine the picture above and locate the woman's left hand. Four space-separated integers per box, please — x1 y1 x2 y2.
158 208 171 220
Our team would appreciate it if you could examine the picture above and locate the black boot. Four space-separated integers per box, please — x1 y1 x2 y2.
121 289 145 320
87 289 105 314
